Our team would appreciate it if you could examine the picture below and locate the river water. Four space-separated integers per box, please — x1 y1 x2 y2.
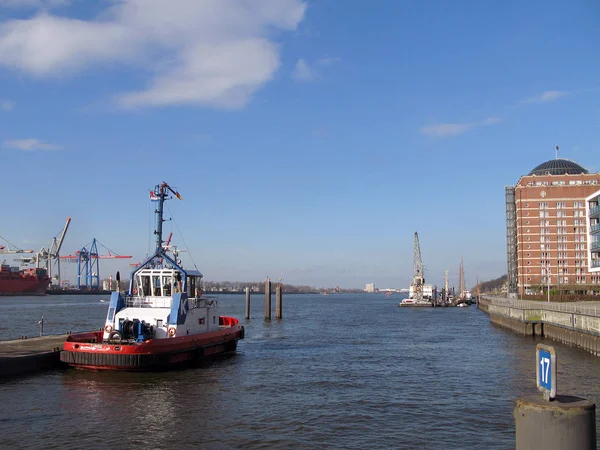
2 293 600 449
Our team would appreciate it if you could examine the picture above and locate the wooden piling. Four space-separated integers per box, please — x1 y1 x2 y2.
245 287 251 319
276 282 283 319
264 277 271 320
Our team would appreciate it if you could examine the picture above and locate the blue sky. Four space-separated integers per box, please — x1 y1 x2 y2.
0 0 599 289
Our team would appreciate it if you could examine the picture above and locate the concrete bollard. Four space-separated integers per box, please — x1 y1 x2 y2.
245 287 251 319
264 277 271 320
276 283 282 319
514 394 596 450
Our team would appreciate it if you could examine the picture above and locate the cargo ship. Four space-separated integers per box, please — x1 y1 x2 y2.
0 264 50 296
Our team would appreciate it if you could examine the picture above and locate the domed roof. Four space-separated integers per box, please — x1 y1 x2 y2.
528 159 588 176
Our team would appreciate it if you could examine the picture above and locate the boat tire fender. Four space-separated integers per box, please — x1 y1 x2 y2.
108 330 122 343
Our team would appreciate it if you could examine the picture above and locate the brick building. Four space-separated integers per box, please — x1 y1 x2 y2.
505 159 600 297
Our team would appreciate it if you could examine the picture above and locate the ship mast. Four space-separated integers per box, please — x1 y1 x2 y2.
152 182 182 255
459 256 465 295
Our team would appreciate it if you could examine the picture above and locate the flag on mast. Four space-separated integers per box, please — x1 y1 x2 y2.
555 145 559 159
149 190 159 202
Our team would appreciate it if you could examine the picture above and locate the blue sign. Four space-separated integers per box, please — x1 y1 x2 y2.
536 344 556 400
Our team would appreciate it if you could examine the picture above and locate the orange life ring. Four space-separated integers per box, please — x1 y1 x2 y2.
168 327 176 337
104 325 112 333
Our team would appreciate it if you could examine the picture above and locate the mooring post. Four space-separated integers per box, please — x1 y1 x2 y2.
276 281 283 319
264 277 271 320
514 344 596 449
245 287 251 319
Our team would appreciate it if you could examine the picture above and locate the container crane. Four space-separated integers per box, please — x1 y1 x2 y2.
61 238 132 289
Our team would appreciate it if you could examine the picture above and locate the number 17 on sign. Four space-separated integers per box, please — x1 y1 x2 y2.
536 344 557 401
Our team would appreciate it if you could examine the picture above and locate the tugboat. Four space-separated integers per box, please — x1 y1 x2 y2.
60 181 244 371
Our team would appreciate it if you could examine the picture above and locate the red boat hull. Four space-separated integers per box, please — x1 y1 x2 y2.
60 317 244 371
0 275 50 296
0 264 50 296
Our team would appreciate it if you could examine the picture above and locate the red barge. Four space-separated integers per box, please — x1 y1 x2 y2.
60 181 244 371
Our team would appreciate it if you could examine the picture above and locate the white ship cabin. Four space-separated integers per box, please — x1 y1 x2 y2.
103 267 221 342
409 284 434 300
131 268 204 303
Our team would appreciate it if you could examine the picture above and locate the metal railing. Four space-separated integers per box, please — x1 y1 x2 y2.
123 296 216 309
483 296 600 316
125 297 172 308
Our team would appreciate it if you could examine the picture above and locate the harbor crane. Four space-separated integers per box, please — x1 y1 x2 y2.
2 218 71 286
61 238 132 289
0 236 34 255
411 231 425 303
34 217 71 286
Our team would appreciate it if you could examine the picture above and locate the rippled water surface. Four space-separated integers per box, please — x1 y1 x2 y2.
2 293 600 449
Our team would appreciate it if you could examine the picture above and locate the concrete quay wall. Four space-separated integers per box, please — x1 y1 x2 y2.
480 296 600 357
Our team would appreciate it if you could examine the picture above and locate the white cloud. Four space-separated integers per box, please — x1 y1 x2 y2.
420 117 502 137
0 0 307 109
1 100 14 111
3 138 61 150
521 90 569 104
292 58 314 82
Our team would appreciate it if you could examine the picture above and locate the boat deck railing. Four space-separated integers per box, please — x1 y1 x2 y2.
124 296 217 309
125 296 172 308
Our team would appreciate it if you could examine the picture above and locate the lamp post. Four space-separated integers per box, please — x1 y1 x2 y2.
547 261 551 303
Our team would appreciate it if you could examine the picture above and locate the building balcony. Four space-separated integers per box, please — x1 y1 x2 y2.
592 241 600 251
590 205 600 218
591 260 600 269
591 223 600 234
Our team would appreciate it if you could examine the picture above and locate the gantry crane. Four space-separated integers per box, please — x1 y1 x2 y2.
60 238 132 289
